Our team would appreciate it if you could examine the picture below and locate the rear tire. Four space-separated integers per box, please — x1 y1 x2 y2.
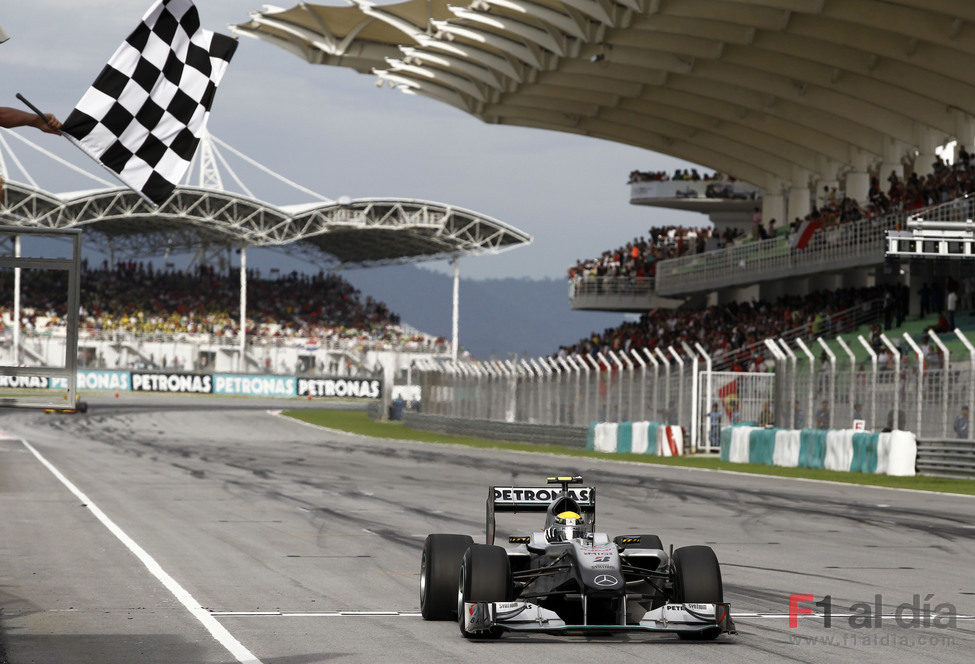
420 534 473 620
458 544 511 639
672 545 723 640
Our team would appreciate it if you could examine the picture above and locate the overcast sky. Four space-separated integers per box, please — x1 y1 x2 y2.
2 0 706 280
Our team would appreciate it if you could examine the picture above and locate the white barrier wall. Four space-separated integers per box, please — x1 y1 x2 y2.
772 430 801 468
587 422 684 456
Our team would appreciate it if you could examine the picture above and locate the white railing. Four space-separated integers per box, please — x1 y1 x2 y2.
569 276 655 299
712 298 884 371
908 194 975 224
629 179 762 203
655 211 908 296
5 327 450 355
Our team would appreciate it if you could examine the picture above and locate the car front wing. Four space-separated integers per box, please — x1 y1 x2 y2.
463 600 736 636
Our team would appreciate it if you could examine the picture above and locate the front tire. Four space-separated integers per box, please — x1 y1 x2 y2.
458 544 511 639
672 545 723 640
420 534 473 620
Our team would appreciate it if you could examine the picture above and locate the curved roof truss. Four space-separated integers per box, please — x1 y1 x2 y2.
235 0 975 189
0 181 532 265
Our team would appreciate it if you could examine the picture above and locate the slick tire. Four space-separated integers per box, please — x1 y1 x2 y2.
672 545 723 641
420 534 473 621
458 544 511 639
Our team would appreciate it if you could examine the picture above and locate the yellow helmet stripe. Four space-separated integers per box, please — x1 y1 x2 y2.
557 511 581 519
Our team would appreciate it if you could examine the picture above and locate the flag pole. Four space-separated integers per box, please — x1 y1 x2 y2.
15 93 160 209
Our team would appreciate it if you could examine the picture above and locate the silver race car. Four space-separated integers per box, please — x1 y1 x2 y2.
420 475 735 640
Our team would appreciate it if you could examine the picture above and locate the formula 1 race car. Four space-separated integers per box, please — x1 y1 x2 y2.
419 475 735 640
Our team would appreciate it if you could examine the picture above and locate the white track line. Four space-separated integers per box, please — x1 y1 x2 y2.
207 611 975 620
212 611 422 617
21 439 264 664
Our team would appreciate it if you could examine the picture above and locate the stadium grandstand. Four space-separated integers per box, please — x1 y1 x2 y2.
0 262 446 372
235 0 975 368
0 129 531 379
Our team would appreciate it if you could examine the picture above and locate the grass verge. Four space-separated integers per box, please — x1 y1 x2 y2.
282 409 975 496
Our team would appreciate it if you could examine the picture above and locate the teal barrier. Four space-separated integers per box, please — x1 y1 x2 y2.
798 429 828 469
617 422 633 453
646 422 661 456
850 432 879 474
719 426 733 461
586 422 597 451
748 428 777 465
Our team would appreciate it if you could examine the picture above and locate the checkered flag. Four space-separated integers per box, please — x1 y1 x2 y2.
61 0 237 206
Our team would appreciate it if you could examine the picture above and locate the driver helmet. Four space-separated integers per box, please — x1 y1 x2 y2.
546 511 586 542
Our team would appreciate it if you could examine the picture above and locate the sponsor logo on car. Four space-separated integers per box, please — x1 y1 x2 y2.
493 487 593 504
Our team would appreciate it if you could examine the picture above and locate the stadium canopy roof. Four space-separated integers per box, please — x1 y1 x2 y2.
0 181 531 264
235 0 975 190
0 131 531 266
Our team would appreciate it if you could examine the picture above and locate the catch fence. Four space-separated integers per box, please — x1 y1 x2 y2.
418 329 975 452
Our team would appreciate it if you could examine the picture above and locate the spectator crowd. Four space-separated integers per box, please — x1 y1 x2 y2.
628 168 724 183
557 285 914 372
0 263 445 349
785 152 975 241
567 225 745 282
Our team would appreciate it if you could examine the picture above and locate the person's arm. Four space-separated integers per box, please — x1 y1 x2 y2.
0 107 61 134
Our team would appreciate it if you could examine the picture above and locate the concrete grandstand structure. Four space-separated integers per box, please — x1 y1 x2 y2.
236 0 975 311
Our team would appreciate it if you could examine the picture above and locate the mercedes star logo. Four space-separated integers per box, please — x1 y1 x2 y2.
593 574 618 586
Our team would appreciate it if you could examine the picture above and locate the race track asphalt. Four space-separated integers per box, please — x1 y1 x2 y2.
0 394 972 663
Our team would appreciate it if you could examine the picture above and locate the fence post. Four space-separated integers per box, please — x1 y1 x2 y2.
585 354 602 422
459 360 474 419
956 329 975 440
623 350 637 420
493 361 508 422
541 357 558 425
595 352 611 422
489 361 502 422
444 361 457 418
607 350 625 422
570 355 590 425
654 348 672 424
835 336 857 428
549 357 565 425
643 348 660 422
879 333 901 431
902 333 924 436
694 342 713 450
558 356 575 425
630 348 647 422
763 339 786 428
816 338 837 429
618 350 635 421
857 335 878 432
667 346 684 430
681 341 699 453
473 361 486 420
794 338 816 429
777 338 798 428
929 331 950 438
519 359 534 422
528 358 543 423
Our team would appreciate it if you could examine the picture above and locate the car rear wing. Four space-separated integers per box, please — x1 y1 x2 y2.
486 484 596 544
